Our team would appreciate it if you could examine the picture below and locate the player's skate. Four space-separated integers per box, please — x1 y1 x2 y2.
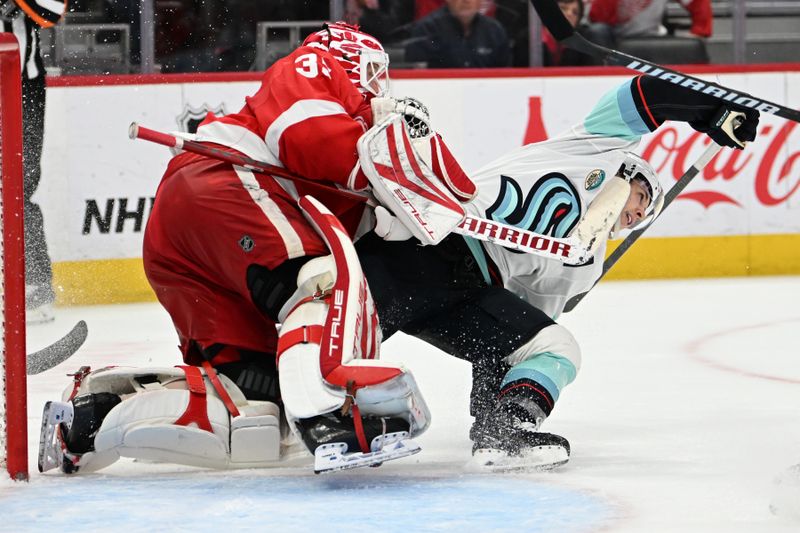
468 402 570 472
297 412 421 474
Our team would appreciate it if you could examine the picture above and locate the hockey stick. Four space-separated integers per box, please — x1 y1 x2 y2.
27 320 89 375
528 0 800 123
130 123 591 264
562 141 723 312
128 123 371 203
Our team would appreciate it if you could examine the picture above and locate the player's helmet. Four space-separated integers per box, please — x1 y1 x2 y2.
619 152 664 230
302 22 390 98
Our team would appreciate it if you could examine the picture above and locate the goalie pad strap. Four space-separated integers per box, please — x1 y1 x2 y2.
174 366 213 432
276 325 325 354
351 402 370 453
66 366 92 402
326 365 402 389
201 361 241 418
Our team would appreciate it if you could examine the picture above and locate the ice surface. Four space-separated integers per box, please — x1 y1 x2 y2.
3 276 800 532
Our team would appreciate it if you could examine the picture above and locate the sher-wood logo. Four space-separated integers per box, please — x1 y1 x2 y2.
523 97 800 209
177 103 227 133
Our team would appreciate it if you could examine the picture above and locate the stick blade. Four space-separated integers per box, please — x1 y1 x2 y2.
529 0 575 41
26 320 89 375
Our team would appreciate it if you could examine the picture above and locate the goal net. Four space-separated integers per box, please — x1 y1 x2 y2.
0 32 28 482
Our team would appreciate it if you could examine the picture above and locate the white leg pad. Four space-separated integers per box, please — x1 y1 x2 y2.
277 196 431 449
93 389 282 469
278 348 346 420
278 258 347 420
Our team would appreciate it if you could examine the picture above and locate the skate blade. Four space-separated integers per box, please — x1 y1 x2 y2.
314 431 421 474
37 401 74 473
466 446 569 473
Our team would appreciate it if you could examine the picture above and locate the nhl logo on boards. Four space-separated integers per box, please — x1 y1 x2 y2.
239 235 255 252
176 103 227 134
585 169 605 190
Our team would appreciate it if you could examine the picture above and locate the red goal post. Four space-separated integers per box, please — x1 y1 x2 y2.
0 32 28 482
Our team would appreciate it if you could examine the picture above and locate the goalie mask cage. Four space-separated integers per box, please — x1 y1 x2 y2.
0 33 28 482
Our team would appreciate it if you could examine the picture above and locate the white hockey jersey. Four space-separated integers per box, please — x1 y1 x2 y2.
465 95 647 319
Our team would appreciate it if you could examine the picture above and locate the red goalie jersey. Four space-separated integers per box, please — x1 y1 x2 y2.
143 43 377 363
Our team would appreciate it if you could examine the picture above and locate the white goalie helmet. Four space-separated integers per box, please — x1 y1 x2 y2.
302 22 390 98
619 151 664 230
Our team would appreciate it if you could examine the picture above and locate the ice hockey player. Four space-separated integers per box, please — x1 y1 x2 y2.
354 74 759 471
38 22 475 475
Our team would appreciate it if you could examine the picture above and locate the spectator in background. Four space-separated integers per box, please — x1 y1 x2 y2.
104 0 139 64
293 0 330 20
542 0 596 65
406 0 511 68
213 0 295 72
588 0 712 40
345 0 415 44
0 0 66 324
495 0 596 66
415 0 496 19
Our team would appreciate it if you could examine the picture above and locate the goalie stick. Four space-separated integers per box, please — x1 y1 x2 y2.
130 123 591 265
562 141 723 313
528 0 800 123
26 321 88 375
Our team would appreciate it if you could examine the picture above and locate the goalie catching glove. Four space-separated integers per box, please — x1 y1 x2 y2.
362 97 476 244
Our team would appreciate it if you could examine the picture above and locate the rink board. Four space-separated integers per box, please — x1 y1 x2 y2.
40 65 800 305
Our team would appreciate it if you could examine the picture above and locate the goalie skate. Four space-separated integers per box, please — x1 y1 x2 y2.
37 401 76 473
314 431 421 474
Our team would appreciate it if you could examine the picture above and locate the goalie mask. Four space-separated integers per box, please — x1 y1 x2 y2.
618 152 664 230
302 22 390 98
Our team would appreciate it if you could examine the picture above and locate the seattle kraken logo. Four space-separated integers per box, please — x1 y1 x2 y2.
486 174 582 250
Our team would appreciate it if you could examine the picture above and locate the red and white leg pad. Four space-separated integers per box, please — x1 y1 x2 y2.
277 196 431 448
40 366 295 473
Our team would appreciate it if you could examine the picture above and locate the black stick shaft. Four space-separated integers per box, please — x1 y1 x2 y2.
528 0 800 123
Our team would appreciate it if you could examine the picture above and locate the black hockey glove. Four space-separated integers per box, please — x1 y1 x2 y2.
632 75 760 149
688 106 758 149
